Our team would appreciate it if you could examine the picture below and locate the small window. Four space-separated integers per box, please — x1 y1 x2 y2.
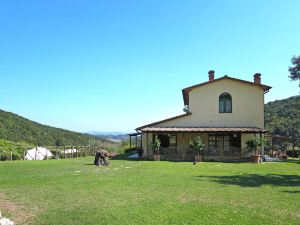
219 93 232 113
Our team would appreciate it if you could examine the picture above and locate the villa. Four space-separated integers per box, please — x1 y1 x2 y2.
133 70 272 161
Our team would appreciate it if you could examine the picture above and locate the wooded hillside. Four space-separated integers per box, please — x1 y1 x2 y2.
265 96 300 146
0 109 108 146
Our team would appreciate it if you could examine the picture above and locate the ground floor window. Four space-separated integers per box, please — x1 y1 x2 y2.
208 134 241 156
155 134 177 148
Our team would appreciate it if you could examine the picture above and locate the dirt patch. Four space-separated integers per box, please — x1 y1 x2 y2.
0 193 35 225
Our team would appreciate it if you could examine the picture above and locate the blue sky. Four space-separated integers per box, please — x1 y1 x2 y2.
0 0 299 132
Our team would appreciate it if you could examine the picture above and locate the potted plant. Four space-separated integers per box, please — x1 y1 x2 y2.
152 135 161 161
246 136 265 163
190 136 205 162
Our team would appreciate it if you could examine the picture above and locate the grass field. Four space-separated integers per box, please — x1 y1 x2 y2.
0 158 299 225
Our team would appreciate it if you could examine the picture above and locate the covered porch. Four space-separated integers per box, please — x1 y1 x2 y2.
140 127 268 161
128 132 142 151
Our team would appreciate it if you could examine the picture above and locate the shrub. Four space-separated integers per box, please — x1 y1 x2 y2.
245 136 267 155
286 150 300 158
0 151 22 161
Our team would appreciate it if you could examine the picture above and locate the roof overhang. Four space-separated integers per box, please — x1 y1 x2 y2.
127 132 142 137
140 127 268 133
136 113 192 131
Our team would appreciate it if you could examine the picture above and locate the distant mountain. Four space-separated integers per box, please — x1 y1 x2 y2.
87 131 129 136
0 109 109 146
87 131 129 142
265 96 300 146
101 134 129 142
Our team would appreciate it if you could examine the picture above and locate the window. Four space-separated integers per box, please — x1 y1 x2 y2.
208 135 223 149
169 135 177 147
219 93 232 113
208 134 241 156
156 134 177 148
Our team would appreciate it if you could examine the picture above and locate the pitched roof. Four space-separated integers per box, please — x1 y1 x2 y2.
136 113 192 131
182 75 272 105
140 127 268 133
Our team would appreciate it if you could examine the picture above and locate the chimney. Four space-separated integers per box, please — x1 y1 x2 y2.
208 70 215 81
254 73 261 84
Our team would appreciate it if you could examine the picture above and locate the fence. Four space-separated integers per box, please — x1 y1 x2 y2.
0 146 106 161
146 145 261 161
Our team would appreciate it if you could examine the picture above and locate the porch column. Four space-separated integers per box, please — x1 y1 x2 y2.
146 133 148 158
136 135 138 149
240 132 243 158
129 136 132 150
260 132 264 160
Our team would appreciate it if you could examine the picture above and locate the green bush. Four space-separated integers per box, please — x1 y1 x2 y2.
286 150 300 158
0 151 22 161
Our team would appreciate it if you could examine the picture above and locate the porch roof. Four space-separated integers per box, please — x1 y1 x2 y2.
127 132 142 137
140 127 268 133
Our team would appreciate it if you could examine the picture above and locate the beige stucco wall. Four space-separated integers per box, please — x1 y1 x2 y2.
155 79 265 129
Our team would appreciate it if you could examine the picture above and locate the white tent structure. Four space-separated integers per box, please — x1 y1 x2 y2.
25 147 53 160
62 148 78 154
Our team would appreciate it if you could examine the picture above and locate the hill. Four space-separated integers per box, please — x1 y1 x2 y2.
265 96 300 146
0 109 108 146
87 132 129 142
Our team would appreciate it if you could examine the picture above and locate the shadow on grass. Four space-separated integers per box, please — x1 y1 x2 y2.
282 190 300 194
197 174 300 188
285 160 300 164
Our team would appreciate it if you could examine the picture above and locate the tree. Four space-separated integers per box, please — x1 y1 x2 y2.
55 138 64 147
288 55 300 95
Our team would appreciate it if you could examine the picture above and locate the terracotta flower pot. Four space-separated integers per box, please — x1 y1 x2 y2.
153 154 161 161
251 154 261 163
195 154 203 162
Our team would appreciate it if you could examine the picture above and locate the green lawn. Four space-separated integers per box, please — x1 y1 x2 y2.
0 158 299 225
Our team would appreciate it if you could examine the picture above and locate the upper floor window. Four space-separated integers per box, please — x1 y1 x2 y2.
219 93 232 113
